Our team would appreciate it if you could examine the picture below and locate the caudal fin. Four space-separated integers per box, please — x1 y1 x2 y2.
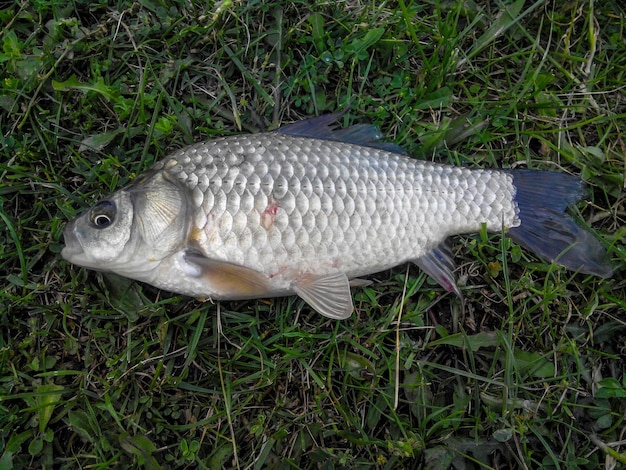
507 170 613 278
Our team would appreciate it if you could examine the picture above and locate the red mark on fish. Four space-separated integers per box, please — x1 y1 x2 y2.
261 195 280 230
268 265 288 279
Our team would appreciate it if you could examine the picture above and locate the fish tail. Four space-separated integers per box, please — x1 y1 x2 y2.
506 170 613 278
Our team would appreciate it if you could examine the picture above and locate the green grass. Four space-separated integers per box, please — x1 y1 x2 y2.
1 0 625 468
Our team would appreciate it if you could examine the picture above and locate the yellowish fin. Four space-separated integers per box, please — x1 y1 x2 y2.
183 252 273 299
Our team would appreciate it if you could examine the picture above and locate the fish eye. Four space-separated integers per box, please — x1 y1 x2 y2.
89 200 116 229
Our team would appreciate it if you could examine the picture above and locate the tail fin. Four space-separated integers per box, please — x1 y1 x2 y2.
507 170 613 278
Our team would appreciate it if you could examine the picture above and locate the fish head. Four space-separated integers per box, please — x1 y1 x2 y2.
62 190 136 270
62 171 190 281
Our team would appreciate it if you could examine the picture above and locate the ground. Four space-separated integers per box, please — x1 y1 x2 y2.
1 1 625 468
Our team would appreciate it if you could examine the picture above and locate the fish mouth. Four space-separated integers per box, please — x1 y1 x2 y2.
61 222 85 262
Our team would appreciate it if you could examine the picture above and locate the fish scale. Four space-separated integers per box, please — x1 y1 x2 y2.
61 114 613 319
152 132 518 282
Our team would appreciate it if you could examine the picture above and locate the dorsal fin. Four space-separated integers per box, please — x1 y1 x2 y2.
276 113 407 154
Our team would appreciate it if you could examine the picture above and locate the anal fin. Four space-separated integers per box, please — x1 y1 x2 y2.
293 272 354 320
414 240 462 299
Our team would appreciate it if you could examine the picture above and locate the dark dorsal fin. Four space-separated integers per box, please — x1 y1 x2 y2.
276 113 407 154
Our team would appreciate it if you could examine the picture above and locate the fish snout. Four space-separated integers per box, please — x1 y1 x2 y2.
60 221 84 261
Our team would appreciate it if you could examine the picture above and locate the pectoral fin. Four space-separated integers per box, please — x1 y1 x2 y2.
414 241 462 299
183 251 273 299
293 272 354 320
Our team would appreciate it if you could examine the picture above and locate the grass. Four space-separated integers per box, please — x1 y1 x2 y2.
1 0 625 468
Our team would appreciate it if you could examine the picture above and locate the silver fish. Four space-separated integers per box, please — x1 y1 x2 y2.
62 114 613 319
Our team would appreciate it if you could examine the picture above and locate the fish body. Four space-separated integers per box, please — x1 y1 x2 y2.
62 114 612 318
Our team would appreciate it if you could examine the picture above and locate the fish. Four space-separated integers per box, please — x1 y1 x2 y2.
61 113 613 319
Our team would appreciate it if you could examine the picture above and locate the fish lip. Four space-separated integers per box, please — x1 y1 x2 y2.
60 222 84 261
